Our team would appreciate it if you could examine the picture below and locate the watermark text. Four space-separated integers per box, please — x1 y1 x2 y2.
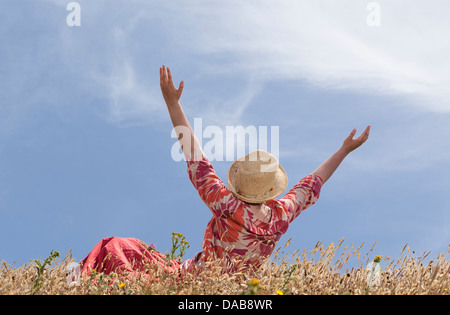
66 2 81 27
171 118 279 163
367 2 381 27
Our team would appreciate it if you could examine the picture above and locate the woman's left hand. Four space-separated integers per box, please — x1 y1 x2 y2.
341 125 371 154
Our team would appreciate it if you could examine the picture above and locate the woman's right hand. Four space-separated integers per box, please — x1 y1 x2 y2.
160 65 184 106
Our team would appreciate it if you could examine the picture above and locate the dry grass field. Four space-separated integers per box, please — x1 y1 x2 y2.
1 239 448 295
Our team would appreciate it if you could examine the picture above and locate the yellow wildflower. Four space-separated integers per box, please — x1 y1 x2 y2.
374 255 382 263
250 278 260 286
276 290 284 295
118 283 126 289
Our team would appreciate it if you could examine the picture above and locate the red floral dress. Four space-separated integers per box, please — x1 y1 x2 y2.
181 152 323 272
77 152 322 278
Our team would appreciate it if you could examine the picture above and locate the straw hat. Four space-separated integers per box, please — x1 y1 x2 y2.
227 150 288 203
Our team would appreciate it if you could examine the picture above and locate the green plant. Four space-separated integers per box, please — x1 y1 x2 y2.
166 232 190 261
281 263 298 294
31 250 60 294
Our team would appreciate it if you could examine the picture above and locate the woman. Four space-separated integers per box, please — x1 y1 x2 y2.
75 65 370 278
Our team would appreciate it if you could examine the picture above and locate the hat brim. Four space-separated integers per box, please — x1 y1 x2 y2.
227 158 288 203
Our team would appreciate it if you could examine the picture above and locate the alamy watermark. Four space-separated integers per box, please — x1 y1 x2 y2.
66 2 81 27
65 2 380 28
171 118 280 163
366 2 381 27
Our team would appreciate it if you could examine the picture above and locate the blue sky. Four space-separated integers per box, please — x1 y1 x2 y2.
1 0 449 267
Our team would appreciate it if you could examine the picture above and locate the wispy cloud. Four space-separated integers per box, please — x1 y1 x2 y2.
20 0 450 126
172 0 450 112
92 60 165 126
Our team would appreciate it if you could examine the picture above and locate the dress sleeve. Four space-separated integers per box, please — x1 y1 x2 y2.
278 174 323 223
186 152 234 218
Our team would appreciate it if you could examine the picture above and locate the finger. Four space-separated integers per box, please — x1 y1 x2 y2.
362 125 370 135
175 81 184 99
356 133 366 143
357 125 370 138
168 67 178 90
360 125 371 140
178 80 184 92
344 129 356 143
161 65 167 83
167 67 173 85
360 134 368 144
358 126 371 143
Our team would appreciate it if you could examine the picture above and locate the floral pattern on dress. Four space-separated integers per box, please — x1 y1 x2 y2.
185 153 323 271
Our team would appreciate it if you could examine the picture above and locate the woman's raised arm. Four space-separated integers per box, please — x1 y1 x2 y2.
160 65 202 161
312 126 371 184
